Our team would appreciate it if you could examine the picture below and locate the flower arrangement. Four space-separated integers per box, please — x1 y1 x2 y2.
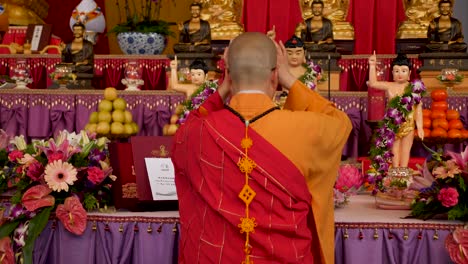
445 226 468 264
408 146 468 221
0 75 15 89
50 72 77 84
334 163 363 208
367 80 426 192
108 0 176 36
177 80 218 124
0 129 115 264
298 61 326 90
436 68 464 83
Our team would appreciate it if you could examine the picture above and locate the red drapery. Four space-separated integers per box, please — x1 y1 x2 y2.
44 0 109 54
242 0 303 42
347 0 406 54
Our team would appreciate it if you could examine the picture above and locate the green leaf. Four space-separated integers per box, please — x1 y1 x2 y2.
23 207 52 264
84 193 98 211
0 220 20 238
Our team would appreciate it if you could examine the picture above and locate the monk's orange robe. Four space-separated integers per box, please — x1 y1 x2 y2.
173 80 352 264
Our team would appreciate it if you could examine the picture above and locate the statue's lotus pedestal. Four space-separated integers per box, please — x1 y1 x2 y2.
308 53 341 91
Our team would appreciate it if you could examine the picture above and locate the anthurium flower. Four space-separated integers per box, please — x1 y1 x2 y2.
0 237 14 264
445 227 468 264
44 160 78 192
56 196 87 235
21 185 55 211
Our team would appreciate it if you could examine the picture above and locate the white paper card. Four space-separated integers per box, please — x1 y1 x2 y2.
31 25 43 51
145 158 178 200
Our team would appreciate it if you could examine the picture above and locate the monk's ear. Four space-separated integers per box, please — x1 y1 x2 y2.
270 68 279 95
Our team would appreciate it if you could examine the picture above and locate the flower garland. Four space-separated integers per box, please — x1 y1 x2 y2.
177 80 218 124
368 80 426 192
298 61 325 90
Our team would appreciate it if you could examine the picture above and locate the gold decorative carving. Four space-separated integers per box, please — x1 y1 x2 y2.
1 0 49 25
151 145 169 157
298 0 354 40
195 0 244 40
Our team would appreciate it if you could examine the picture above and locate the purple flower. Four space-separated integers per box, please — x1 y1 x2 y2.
312 63 322 73
412 93 422 104
378 162 389 172
393 115 404 125
411 80 426 93
386 108 401 119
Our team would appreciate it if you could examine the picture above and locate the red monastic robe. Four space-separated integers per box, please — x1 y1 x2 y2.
172 81 352 264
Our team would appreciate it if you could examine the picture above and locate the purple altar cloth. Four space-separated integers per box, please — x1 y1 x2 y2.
0 90 185 140
34 213 180 264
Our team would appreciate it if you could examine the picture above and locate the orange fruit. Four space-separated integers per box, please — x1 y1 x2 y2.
432 118 449 131
430 109 446 120
423 117 432 129
431 127 447 138
448 129 462 139
448 119 464 130
422 109 432 118
431 101 448 112
446 109 460 120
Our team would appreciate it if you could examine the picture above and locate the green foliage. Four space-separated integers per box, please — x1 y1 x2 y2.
109 19 175 36
0 221 20 238
23 207 52 264
84 193 99 211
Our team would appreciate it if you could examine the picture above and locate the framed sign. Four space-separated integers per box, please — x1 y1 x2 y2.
131 136 178 210
25 24 52 52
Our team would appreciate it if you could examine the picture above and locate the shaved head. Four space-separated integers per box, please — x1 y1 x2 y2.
227 32 277 90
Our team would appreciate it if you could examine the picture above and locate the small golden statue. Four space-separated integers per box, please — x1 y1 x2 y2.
298 0 354 40
195 0 244 40
397 0 448 39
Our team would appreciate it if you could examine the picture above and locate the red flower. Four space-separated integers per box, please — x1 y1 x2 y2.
26 160 45 181
56 196 87 235
48 152 65 163
87 167 105 184
21 185 55 211
0 237 14 264
8 150 23 162
437 187 459 207
445 227 468 264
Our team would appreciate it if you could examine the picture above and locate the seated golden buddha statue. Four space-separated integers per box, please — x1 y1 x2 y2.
195 0 244 40
173 3 212 53
1 0 49 25
298 0 354 40
397 0 441 39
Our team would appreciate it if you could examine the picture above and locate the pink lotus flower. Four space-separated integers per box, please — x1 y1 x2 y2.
438 187 459 207
87 167 105 184
56 196 87 235
445 227 468 264
8 149 23 162
0 237 14 264
335 164 363 193
21 185 55 211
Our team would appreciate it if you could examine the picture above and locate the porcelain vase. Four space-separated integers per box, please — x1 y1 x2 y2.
117 32 166 55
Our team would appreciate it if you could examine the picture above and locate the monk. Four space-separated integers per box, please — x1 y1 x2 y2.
368 52 424 168
172 32 352 264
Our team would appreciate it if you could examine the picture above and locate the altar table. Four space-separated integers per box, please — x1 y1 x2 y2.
30 195 464 264
1 89 468 158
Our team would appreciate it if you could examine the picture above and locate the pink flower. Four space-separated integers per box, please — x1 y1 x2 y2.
56 196 87 235
44 160 78 192
48 152 64 162
438 187 459 207
335 164 363 193
21 185 55 211
0 237 14 264
87 167 105 185
445 227 468 264
8 150 23 162
26 160 45 181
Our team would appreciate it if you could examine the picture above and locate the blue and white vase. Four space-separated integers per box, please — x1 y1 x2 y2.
117 32 166 55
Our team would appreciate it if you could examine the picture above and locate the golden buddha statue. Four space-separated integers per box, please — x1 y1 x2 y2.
397 0 451 39
1 0 49 25
298 0 354 40
195 0 244 40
